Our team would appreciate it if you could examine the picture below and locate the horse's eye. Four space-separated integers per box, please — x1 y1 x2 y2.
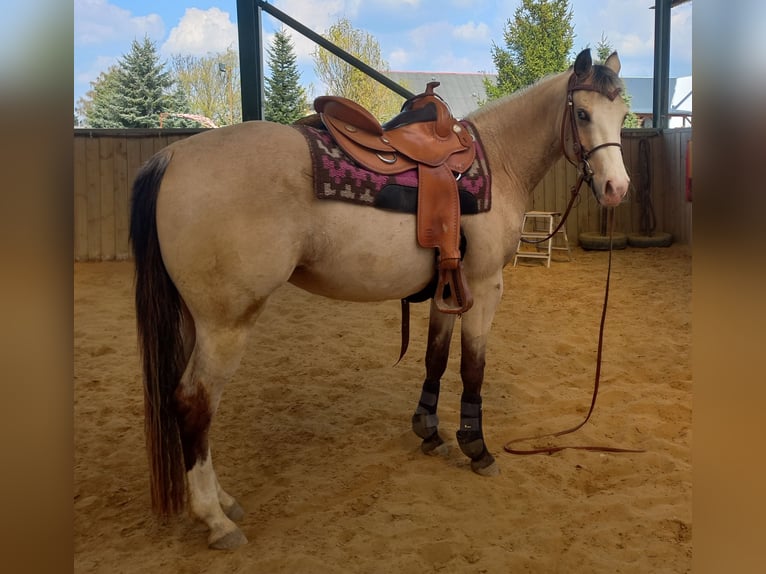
577 109 590 122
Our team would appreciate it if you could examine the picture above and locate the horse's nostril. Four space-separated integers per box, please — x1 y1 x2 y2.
606 180 628 198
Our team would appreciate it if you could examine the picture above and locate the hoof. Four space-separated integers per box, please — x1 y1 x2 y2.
471 452 499 477
223 500 245 522
421 432 449 456
209 528 248 550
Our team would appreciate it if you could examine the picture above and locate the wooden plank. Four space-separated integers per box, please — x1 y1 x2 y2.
73 136 89 261
541 168 555 212
126 136 143 190
140 137 156 168
551 158 566 214
665 129 692 244
153 133 170 155
84 136 101 260
99 137 116 259
113 135 130 259
655 131 668 237
622 135 639 233
556 158 576 240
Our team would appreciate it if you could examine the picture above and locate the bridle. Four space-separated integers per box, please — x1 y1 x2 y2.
522 72 623 246
562 72 624 185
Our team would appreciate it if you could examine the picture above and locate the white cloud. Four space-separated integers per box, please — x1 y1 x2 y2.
406 21 452 52
375 0 420 6
75 55 118 89
74 0 164 45
670 4 693 64
452 21 490 42
161 7 238 57
388 48 411 69
272 0 362 61
612 32 654 58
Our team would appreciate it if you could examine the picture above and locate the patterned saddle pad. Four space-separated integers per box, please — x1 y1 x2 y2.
293 121 491 215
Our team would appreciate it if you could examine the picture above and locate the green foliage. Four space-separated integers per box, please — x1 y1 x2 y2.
264 28 308 124
312 17 403 122
78 66 122 128
484 0 574 101
593 34 642 128
171 48 241 126
596 32 613 64
83 36 193 128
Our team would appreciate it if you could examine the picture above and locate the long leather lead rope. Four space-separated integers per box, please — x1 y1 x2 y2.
504 209 645 455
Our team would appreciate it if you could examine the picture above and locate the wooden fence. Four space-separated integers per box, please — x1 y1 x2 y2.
73 127 691 261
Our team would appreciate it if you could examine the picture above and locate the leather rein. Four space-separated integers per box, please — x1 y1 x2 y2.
506 73 644 456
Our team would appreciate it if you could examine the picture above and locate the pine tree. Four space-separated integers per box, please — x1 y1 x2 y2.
264 29 307 124
85 36 192 128
82 66 123 128
595 33 641 128
484 0 574 101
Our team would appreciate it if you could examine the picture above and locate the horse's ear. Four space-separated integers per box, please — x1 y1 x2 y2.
574 49 592 78
605 51 621 74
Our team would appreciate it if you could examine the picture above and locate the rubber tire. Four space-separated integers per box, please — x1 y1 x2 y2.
578 231 627 250
627 232 673 248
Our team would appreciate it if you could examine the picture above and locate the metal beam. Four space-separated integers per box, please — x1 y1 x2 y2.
255 0 415 101
236 0 416 121
237 0 264 121
652 0 671 129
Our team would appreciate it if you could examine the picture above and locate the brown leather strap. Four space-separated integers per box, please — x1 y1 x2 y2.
417 164 461 258
395 299 410 366
416 164 473 314
505 210 645 455
520 173 585 245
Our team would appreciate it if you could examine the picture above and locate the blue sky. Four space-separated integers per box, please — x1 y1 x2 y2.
73 0 692 105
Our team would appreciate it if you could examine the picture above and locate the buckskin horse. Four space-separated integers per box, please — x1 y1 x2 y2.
130 49 630 549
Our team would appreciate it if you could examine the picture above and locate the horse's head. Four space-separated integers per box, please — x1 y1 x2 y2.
565 49 630 208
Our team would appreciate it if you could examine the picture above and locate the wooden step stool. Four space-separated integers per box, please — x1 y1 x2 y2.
513 211 572 268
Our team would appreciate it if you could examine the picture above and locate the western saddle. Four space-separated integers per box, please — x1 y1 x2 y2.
314 82 476 314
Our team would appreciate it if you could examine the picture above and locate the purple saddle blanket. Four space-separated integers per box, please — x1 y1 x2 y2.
293 121 491 215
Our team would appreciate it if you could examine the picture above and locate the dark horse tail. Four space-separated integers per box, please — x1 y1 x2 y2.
130 150 187 517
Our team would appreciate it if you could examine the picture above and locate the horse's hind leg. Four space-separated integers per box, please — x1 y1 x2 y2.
412 302 456 454
176 320 252 549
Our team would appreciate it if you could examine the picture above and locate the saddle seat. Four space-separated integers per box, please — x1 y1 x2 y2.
314 82 476 314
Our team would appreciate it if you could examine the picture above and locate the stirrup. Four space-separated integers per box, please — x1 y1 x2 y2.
433 262 473 314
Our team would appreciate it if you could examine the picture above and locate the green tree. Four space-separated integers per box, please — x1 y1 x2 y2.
84 36 192 128
79 66 122 128
171 48 241 127
313 17 402 122
264 28 308 124
484 0 574 101
594 33 641 128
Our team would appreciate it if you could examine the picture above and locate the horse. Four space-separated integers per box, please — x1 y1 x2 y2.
130 48 629 549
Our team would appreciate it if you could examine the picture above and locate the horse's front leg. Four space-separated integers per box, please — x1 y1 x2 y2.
412 300 456 455
456 274 503 476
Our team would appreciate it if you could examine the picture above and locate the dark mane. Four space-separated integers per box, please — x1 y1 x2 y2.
588 63 625 99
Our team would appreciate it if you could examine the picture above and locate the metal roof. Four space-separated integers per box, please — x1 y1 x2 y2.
385 71 692 121
385 71 494 119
